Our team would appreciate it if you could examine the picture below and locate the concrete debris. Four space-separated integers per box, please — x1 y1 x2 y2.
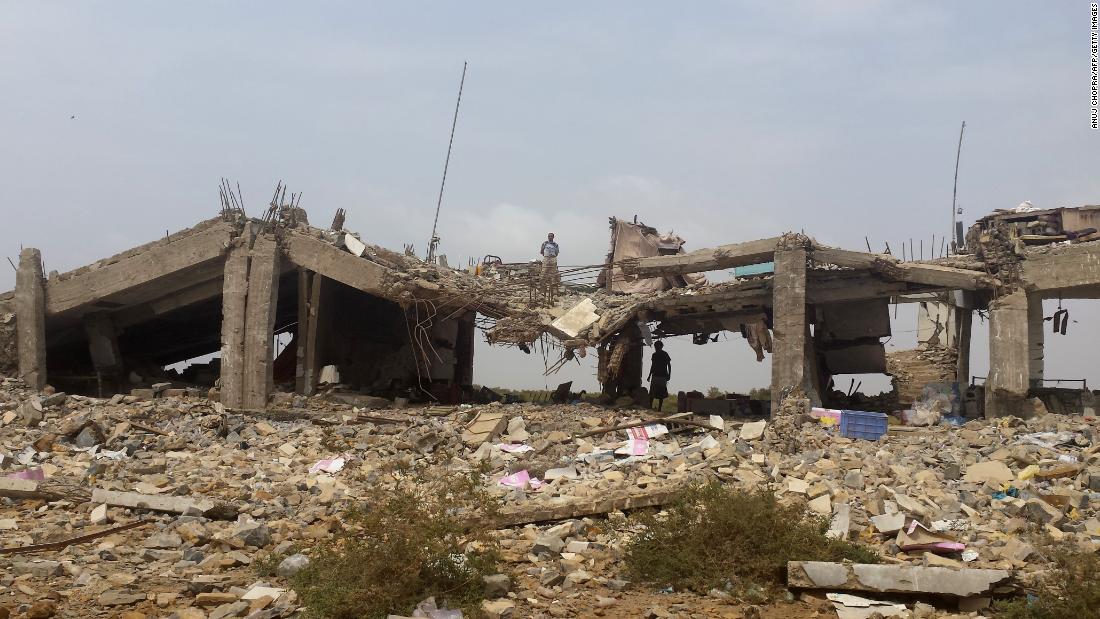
789 562 1013 597
827 593 908 619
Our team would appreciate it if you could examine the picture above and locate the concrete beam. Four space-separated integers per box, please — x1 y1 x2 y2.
1021 241 1100 293
242 234 280 409
45 220 235 316
219 241 250 409
625 237 780 277
812 245 991 291
113 277 224 329
986 290 1030 418
15 248 47 389
788 561 1012 598
282 233 390 297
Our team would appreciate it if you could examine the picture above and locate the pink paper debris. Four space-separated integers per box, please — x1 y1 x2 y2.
6 467 45 481
308 457 346 474
498 469 542 491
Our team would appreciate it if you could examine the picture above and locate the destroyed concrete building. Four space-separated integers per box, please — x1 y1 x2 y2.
2 202 1099 420
0 209 501 409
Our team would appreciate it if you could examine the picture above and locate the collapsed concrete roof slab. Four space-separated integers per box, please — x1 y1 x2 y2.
282 231 394 299
1021 239 1100 294
44 219 238 317
811 244 993 291
623 237 781 277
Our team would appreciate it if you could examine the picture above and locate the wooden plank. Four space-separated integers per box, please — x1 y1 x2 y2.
626 237 780 276
45 221 235 315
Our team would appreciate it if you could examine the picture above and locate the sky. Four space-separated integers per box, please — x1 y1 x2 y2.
1 2 1098 394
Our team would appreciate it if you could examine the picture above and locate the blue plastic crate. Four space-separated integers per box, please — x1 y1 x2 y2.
839 410 888 440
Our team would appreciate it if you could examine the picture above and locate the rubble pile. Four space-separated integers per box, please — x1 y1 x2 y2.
1 373 1100 617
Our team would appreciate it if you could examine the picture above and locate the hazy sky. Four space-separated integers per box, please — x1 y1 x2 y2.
2 2 1098 394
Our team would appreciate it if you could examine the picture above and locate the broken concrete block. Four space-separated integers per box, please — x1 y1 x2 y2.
808 494 832 515
463 410 508 447
319 365 340 384
550 298 600 338
20 399 43 426
1023 498 1064 524
341 233 367 257
963 460 1014 484
91 489 234 519
481 598 515 619
787 561 1013 597
869 512 905 534
739 420 766 441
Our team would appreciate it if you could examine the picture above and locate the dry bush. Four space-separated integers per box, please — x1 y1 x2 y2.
995 549 1100 619
292 473 499 619
623 483 879 596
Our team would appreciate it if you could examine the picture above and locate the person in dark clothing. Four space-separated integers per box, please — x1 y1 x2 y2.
647 341 672 411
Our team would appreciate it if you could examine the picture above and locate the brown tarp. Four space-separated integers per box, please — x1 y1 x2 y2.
600 219 706 294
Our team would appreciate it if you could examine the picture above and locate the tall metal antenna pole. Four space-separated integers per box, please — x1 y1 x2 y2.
427 61 467 263
950 120 966 255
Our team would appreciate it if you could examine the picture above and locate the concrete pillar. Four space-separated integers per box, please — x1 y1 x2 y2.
955 308 972 385
454 311 476 387
15 248 47 390
294 269 311 394
771 247 808 412
84 314 123 378
986 290 1030 418
1027 293 1044 388
242 234 280 409
300 274 327 395
219 241 250 408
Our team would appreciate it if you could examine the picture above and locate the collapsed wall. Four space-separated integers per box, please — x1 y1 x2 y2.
886 346 958 406
0 296 15 377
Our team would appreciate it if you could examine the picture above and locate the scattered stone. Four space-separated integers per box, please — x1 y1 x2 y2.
277 553 310 578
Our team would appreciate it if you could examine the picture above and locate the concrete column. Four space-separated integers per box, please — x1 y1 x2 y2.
242 234 281 409
1027 293 1044 388
955 308 972 385
454 311 476 387
771 247 808 412
219 241 250 408
15 248 47 390
84 314 123 378
294 269 312 394
986 290 1030 418
300 274 327 395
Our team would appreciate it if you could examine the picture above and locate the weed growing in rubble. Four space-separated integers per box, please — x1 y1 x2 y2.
995 549 1100 619
291 472 499 619
622 483 879 597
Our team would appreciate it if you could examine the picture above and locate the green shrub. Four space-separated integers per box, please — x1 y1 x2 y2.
995 550 1100 619
292 474 499 619
623 483 879 596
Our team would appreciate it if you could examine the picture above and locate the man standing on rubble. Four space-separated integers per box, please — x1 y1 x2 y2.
648 340 672 411
539 232 560 301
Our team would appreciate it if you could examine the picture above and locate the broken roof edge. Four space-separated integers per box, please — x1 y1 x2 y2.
46 215 244 284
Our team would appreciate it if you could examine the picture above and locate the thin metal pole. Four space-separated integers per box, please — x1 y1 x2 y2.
427 61 468 263
950 121 966 255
